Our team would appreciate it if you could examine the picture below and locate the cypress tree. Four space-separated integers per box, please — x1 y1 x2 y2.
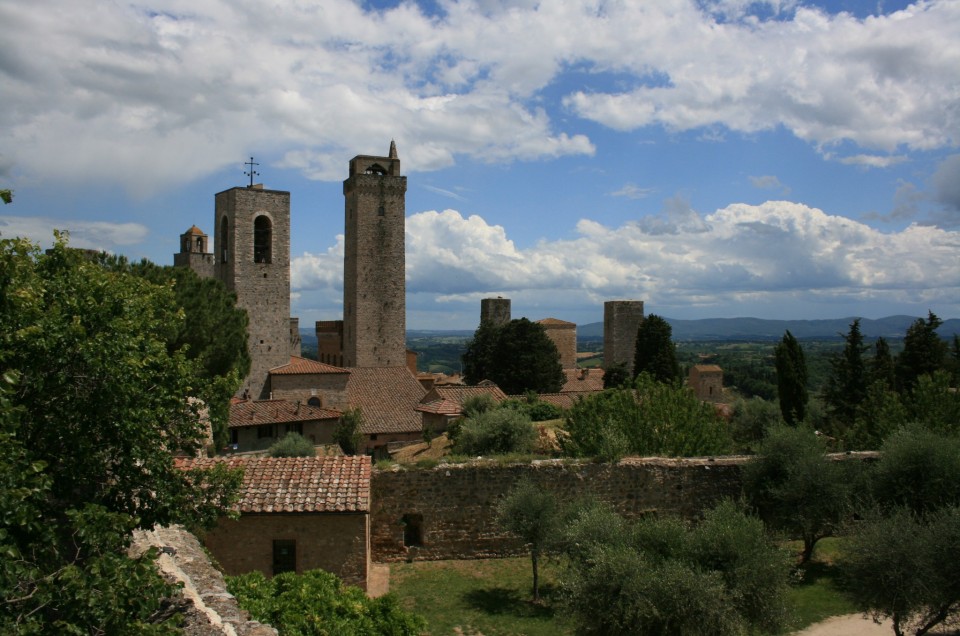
774 330 808 425
823 318 868 429
633 314 680 383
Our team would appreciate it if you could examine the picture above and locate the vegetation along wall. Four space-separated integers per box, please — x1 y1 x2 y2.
370 456 745 562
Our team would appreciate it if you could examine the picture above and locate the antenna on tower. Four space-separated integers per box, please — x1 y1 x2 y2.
244 157 260 187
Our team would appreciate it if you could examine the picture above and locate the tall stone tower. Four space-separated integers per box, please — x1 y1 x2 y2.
174 225 214 279
480 297 511 327
604 300 645 375
342 141 407 368
214 185 292 398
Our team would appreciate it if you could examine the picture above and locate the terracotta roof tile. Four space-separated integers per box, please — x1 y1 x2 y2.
692 364 723 372
346 367 426 435
178 456 370 513
414 399 463 415
420 384 508 409
228 399 340 429
270 356 350 375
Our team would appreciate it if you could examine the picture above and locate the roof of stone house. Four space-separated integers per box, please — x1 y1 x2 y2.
691 364 723 373
420 384 509 408
536 317 576 327
228 399 341 429
346 367 426 435
270 355 350 375
561 367 605 392
414 399 463 416
178 456 370 513
184 225 205 235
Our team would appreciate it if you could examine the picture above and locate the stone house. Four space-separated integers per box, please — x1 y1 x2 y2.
346 367 427 456
688 364 724 402
267 356 351 408
227 398 341 452
415 384 509 433
181 455 372 590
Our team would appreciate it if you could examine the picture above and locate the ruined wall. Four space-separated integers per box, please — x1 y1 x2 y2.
370 457 744 562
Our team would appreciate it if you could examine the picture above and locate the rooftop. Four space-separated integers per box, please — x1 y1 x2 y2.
228 399 340 429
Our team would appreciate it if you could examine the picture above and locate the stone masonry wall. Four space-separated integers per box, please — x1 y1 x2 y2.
603 300 645 375
542 322 577 369
370 457 744 562
480 297 511 326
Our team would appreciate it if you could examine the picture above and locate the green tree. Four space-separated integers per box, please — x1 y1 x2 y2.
633 314 679 383
453 408 537 456
562 373 732 460
774 330 808 425
462 318 564 394
896 311 947 393
729 396 782 450
843 506 960 636
742 426 854 563
268 432 316 457
867 427 960 516
335 408 364 456
870 336 896 389
823 318 868 432
228 568 424 636
602 361 630 388
0 236 241 632
496 479 561 601
0 188 11 204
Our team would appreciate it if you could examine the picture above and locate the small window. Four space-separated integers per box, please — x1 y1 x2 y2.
402 514 424 547
308 397 321 407
254 215 272 263
272 540 296 575
378 205 385 216
229 429 239 444
257 424 274 439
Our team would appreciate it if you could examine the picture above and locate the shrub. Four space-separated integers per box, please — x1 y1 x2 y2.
267 432 315 458
454 408 536 456
334 408 364 456
867 426 960 516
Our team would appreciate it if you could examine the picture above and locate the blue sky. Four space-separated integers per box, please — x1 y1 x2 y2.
1 0 958 329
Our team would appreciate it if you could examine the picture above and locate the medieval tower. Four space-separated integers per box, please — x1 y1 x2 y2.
342 141 407 368
214 185 293 398
604 300 645 375
480 297 511 327
174 225 215 279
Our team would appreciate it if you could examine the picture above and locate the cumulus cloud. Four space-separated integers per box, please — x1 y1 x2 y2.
0 215 149 252
291 202 960 322
2 0 956 196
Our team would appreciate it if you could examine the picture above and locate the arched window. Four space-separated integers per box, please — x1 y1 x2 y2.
254 215 272 263
219 216 229 263
307 396 321 407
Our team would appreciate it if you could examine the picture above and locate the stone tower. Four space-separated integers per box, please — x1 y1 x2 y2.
480 297 511 327
214 185 292 398
174 225 214 279
537 318 577 369
604 300 645 375
342 141 407 368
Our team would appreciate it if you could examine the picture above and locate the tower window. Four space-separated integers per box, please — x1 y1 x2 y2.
254 215 272 263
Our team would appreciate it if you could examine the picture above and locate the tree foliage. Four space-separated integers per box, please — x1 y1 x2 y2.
496 479 561 601
866 427 960 517
462 318 564 394
334 408 364 456
742 426 855 562
633 314 679 383
895 311 947 393
268 432 316 458
823 318 868 430
453 407 537 456
227 569 425 636
774 330 808 425
562 373 732 461
561 500 791 636
0 236 241 633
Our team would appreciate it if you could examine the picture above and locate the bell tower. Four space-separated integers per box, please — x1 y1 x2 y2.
214 184 292 398
342 141 407 368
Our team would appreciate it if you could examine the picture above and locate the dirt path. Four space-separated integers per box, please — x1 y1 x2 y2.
794 614 959 636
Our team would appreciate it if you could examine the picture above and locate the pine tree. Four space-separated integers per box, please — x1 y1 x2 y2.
774 330 808 425
869 337 896 389
823 319 868 430
633 314 679 383
895 311 947 392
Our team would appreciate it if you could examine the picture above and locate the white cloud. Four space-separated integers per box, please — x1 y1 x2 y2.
611 184 655 199
837 154 908 168
290 201 960 324
0 215 149 251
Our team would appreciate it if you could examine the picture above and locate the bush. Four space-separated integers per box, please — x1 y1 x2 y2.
227 569 424 636
867 426 960 516
334 408 364 456
453 408 536 456
267 432 316 458
729 397 782 449
462 393 496 418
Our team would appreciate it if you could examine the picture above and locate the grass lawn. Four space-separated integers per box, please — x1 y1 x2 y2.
389 539 858 636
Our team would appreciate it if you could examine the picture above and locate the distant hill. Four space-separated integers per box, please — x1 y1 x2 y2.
577 316 960 341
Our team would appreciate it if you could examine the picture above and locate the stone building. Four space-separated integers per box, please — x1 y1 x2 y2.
184 456 372 590
343 142 407 368
537 317 577 369
227 398 341 452
480 297 511 326
603 300 645 375
688 364 724 402
173 225 214 278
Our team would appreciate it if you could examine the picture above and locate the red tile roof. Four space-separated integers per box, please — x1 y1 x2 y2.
228 399 340 429
270 356 350 375
178 456 370 513
561 368 605 392
185 225 205 235
414 399 463 416
346 367 426 435
421 384 508 408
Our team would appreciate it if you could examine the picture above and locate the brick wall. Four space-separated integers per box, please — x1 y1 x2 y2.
204 512 370 590
370 457 744 562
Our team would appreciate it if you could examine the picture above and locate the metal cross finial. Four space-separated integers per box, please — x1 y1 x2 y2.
244 157 260 187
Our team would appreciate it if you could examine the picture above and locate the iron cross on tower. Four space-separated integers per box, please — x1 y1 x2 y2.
244 157 260 187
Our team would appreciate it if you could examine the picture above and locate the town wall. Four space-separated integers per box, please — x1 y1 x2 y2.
204 512 370 590
370 456 744 562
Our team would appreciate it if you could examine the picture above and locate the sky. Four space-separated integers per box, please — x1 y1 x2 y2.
1 0 959 330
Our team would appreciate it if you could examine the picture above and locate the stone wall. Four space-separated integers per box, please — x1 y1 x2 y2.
204 512 370 590
539 320 577 369
603 300 645 375
370 456 744 562
480 297 511 326
269 373 350 409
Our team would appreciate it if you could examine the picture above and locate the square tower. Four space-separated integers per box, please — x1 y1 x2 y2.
604 300 645 375
342 141 407 368
214 185 292 398
174 225 214 279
